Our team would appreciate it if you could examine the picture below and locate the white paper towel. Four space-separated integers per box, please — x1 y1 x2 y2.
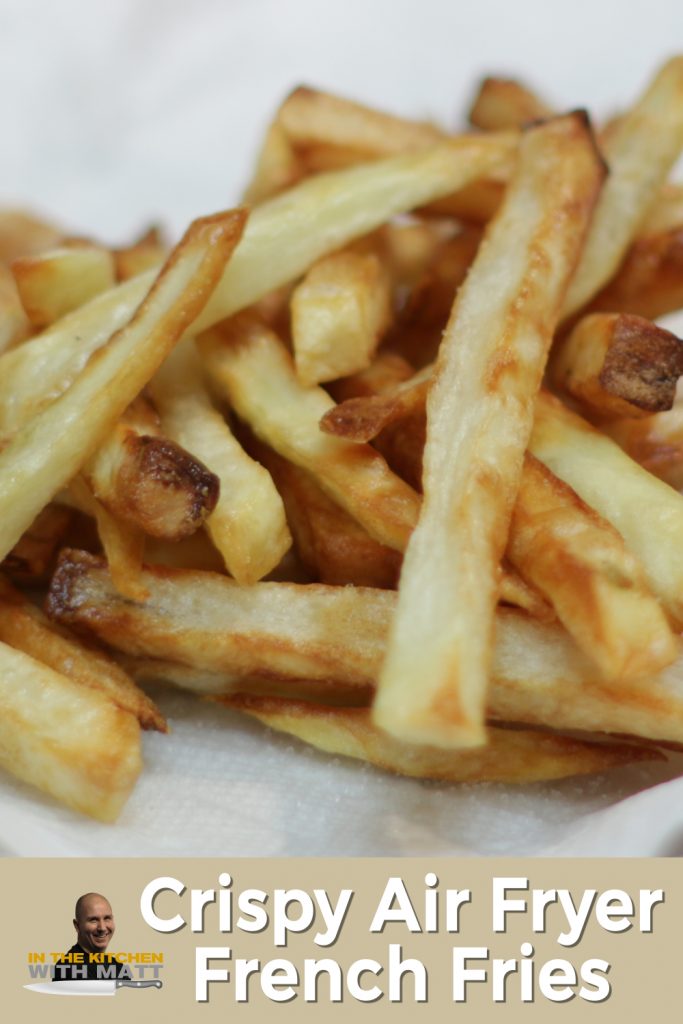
1 0 683 857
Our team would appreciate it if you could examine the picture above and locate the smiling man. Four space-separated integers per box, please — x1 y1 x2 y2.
53 893 126 981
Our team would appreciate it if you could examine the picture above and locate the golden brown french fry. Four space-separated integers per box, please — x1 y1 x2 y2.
199 315 421 552
242 120 304 204
0 138 516 437
277 85 445 155
551 312 683 418
68 475 149 602
468 76 553 130
0 504 73 584
0 265 31 352
0 209 62 262
604 401 683 490
321 364 431 442
589 222 683 321
83 398 220 542
253 441 401 588
276 86 516 223
12 244 116 328
150 340 291 582
0 575 165 731
498 565 554 622
508 454 676 681
0 208 247 562
0 639 142 821
530 391 683 624
47 552 683 746
562 56 683 318
374 113 604 749
290 250 392 385
114 226 166 282
219 696 661 783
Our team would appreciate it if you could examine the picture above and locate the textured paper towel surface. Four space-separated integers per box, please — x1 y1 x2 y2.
1 0 682 857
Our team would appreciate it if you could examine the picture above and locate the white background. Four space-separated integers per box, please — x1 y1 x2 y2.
1 0 683 855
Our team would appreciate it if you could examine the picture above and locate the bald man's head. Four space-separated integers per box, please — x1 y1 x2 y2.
73 893 115 955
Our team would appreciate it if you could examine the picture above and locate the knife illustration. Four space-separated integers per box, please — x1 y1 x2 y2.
25 979 163 996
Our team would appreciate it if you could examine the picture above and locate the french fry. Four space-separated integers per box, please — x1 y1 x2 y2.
290 250 392 385
120 655 372 707
0 209 62 262
199 315 422 552
275 86 515 223
12 244 116 328
0 137 517 437
68 474 149 602
551 312 683 418
83 397 220 542
0 639 142 821
47 550 396 689
150 340 291 582
0 504 73 585
219 696 661 783
373 113 604 748
498 565 554 621
46 552 683 746
530 391 683 624
242 121 304 205
253 441 401 588
562 56 683 318
604 401 683 490
321 364 431 442
468 76 553 130
0 209 247 562
0 265 31 352
508 453 676 681
0 575 164 731
114 226 166 282
589 221 683 321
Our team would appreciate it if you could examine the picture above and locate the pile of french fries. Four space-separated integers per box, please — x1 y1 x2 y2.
3 59 683 822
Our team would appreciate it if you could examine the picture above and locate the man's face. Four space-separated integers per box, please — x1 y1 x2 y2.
73 896 115 954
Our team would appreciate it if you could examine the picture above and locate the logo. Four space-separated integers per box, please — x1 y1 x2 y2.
24 891 164 998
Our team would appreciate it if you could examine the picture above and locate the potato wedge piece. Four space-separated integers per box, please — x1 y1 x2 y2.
551 312 683 418
468 76 553 130
530 391 683 624
0 209 247 561
0 639 141 821
47 552 683 746
199 315 421 552
151 340 291 582
12 244 116 328
562 56 683 318
83 398 220 541
0 138 516 436
509 454 676 681
291 250 392 385
0 575 164 731
374 113 604 748
219 696 661 783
